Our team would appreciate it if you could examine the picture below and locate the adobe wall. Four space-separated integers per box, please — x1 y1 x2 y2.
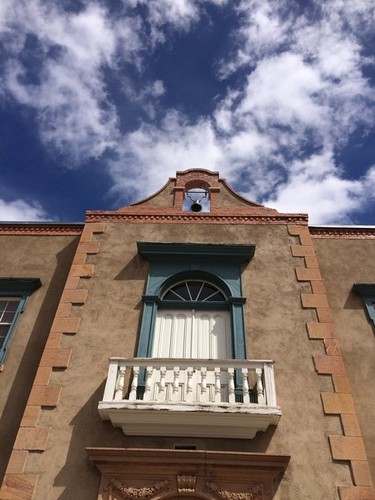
0 234 80 484
24 221 350 499
314 237 375 485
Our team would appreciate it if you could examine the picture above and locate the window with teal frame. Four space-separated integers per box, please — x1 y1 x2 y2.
136 242 255 360
352 283 375 328
0 278 41 363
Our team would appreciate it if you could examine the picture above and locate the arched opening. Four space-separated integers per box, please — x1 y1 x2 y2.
183 188 210 212
152 279 231 360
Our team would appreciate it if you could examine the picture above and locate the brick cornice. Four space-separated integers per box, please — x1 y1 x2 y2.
310 227 375 239
86 210 308 225
0 223 83 236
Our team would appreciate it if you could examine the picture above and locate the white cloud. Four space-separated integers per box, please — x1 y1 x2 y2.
109 0 375 223
130 0 199 32
0 198 48 221
1 1 124 163
1 0 375 224
109 110 224 201
262 152 370 224
0 0 224 164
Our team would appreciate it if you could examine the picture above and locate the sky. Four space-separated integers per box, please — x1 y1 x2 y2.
0 0 375 225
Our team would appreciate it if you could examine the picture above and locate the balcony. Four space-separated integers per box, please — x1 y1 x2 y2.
98 358 281 439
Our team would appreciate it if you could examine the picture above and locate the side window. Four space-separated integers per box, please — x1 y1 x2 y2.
0 297 26 363
0 278 41 364
353 283 375 327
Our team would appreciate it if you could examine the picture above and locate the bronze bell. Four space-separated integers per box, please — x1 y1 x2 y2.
190 201 202 212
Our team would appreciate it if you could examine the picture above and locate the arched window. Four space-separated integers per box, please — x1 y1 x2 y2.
161 280 226 303
136 243 255 361
153 280 231 360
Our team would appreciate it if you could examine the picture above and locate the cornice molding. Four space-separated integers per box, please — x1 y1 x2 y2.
86 212 308 224
310 227 375 239
0 223 83 236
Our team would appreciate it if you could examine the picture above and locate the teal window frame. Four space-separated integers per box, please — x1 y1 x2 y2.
352 283 375 327
0 278 41 363
136 242 255 360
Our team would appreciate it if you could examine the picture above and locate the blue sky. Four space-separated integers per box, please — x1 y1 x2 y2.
0 0 374 224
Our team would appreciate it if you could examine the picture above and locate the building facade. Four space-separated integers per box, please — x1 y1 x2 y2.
0 169 374 499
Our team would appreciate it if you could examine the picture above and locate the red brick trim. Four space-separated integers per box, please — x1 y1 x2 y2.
287 224 374 496
0 473 38 499
311 227 375 239
86 211 308 224
0 224 83 235
339 485 375 499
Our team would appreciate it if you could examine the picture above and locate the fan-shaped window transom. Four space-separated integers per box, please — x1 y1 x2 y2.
162 280 226 302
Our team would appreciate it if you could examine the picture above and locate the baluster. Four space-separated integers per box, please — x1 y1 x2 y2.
263 362 276 406
228 368 235 403
214 367 221 402
256 368 265 405
172 366 180 402
157 366 167 401
185 367 194 402
200 367 208 402
129 366 139 401
144 366 153 401
114 366 126 401
242 368 250 404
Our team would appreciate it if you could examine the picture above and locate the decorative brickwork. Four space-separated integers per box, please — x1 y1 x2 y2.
0 473 38 499
0 224 83 236
288 224 374 499
310 227 375 239
0 222 105 500
86 211 308 224
87 169 308 225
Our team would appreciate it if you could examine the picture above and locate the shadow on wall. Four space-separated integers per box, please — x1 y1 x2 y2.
114 255 148 282
53 381 125 500
0 237 80 484
343 291 365 311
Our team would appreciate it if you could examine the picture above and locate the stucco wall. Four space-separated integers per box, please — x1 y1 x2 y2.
132 179 176 207
218 181 258 207
0 234 80 484
25 222 350 499
314 237 375 485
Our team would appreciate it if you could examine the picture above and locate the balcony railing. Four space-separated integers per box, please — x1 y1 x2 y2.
98 358 281 439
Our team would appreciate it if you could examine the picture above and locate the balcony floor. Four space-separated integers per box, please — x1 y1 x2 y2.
98 400 281 438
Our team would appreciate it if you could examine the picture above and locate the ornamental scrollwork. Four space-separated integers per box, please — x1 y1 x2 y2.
103 478 170 499
177 474 196 494
205 481 263 500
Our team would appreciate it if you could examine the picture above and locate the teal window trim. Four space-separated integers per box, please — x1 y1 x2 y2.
137 242 255 360
352 283 375 327
0 278 41 363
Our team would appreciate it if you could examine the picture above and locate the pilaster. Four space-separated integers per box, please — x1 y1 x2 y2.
288 224 374 499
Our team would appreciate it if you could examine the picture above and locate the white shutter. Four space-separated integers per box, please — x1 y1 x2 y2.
152 309 231 359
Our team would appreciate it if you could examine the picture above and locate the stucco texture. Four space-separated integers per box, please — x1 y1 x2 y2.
27 222 350 499
0 234 79 484
314 237 375 485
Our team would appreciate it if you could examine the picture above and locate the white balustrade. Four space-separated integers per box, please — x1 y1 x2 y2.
101 358 278 408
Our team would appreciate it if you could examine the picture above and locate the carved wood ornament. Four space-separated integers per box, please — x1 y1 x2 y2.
103 478 170 499
102 477 267 500
87 448 289 500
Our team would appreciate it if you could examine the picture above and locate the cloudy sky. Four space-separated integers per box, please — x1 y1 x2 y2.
1 0 375 224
